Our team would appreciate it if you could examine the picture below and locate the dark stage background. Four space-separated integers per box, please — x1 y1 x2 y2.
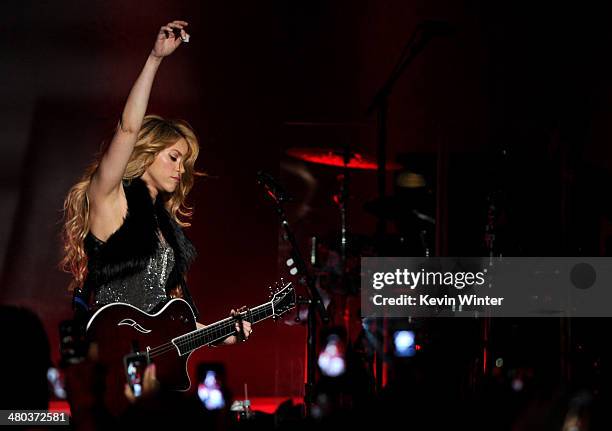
2 0 612 400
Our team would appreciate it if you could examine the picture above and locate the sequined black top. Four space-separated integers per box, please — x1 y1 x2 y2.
78 177 199 319
85 230 175 313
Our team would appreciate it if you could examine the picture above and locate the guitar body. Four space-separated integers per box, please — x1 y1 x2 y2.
84 282 296 417
86 299 197 416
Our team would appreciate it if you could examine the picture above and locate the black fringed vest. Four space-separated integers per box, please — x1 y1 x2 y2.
79 177 199 318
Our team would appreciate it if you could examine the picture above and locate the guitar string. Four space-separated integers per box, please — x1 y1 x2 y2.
147 305 272 358
148 312 271 358
175 291 294 349
169 304 267 348
148 305 292 358
148 316 259 358
148 314 259 357
142 287 293 358
147 299 293 358
149 321 256 358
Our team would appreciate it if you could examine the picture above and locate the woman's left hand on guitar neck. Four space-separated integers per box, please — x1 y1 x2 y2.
195 306 252 345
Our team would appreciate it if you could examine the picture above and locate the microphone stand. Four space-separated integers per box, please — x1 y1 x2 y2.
366 23 442 228
258 175 329 417
366 23 439 393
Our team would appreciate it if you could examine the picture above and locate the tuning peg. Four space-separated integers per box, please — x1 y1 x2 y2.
285 259 299 275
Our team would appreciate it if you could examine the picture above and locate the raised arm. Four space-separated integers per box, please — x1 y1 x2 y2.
89 20 189 199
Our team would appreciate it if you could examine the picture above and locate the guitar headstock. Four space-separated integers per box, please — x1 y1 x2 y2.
269 280 296 319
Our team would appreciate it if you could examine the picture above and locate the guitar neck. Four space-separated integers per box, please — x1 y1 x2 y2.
172 301 275 355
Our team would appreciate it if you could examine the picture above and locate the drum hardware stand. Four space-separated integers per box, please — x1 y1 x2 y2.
257 171 329 417
331 146 352 294
480 146 508 381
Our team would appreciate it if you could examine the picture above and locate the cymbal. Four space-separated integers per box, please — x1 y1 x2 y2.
286 147 402 171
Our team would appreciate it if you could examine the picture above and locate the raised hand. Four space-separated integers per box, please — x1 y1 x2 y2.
151 20 189 59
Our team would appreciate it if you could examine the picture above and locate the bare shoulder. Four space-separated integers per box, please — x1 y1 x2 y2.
87 181 128 242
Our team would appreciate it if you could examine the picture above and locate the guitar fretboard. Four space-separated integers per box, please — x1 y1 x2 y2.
173 302 274 355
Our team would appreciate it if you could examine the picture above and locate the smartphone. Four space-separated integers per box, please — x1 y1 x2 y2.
196 363 227 410
393 330 416 357
47 367 67 399
58 319 88 366
123 352 149 398
318 334 346 377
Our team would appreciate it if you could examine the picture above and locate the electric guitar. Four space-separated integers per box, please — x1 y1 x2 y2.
86 281 295 416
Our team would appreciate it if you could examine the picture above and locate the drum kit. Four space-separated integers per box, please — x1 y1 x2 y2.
281 144 436 340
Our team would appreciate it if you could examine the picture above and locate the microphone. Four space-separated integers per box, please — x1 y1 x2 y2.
256 171 292 203
418 20 456 37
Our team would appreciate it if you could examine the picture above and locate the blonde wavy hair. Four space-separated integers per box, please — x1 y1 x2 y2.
61 114 204 292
